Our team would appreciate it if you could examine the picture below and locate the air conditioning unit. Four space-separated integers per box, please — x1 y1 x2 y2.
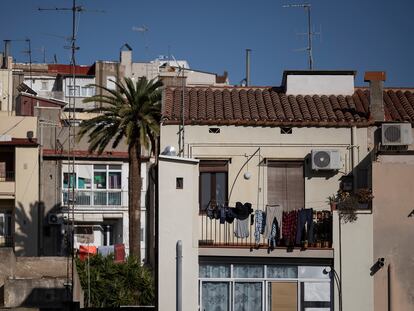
48 213 62 225
381 123 413 146
311 149 342 171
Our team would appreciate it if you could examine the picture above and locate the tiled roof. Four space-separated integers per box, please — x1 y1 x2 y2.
162 87 414 127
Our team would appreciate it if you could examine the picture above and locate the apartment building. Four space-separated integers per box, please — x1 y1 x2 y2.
156 70 414 311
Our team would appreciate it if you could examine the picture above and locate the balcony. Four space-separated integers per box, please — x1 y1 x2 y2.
62 190 124 206
0 172 15 197
199 207 332 250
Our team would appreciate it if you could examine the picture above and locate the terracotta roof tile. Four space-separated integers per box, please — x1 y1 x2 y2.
262 90 277 120
163 87 414 127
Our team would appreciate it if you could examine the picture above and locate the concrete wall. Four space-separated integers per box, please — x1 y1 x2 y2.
372 157 414 311
158 156 199 311
0 116 37 139
286 74 354 95
0 69 13 113
14 146 39 256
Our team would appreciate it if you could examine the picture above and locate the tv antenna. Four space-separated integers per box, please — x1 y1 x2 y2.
171 55 187 157
38 0 104 303
283 3 319 70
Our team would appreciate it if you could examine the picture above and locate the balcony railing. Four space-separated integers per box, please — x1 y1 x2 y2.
0 171 15 182
62 190 123 206
199 207 332 249
0 235 14 247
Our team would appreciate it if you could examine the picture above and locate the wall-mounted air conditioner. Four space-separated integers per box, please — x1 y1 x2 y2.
381 123 413 146
311 149 341 171
48 213 62 225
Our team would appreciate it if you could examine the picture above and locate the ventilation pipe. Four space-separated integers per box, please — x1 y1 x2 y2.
176 240 182 311
364 71 386 122
245 49 251 86
3 40 11 69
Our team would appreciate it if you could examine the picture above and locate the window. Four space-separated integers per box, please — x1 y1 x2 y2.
81 86 95 97
267 161 304 211
106 76 116 90
199 160 228 210
41 81 48 90
62 164 123 206
67 85 80 97
199 264 331 311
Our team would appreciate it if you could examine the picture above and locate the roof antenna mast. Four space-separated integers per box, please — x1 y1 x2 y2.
283 3 319 70
38 1 103 306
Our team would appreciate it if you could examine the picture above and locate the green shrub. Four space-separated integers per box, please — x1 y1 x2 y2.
76 255 155 307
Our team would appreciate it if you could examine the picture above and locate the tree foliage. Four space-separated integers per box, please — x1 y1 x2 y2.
76 255 155 307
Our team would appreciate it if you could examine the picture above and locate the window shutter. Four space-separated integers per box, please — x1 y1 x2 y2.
267 162 304 211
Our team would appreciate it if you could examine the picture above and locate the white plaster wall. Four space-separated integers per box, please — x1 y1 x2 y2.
332 212 374 311
0 69 13 112
158 156 199 311
286 75 355 95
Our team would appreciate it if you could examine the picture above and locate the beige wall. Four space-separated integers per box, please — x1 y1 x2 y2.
158 156 199 311
14 146 39 256
0 69 13 113
0 116 37 139
372 157 414 311
161 124 373 310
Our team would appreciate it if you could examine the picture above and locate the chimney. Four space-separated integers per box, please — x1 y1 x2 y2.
364 71 386 122
3 40 11 69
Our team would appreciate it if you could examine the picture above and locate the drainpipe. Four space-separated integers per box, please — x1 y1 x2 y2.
176 240 182 311
351 126 358 190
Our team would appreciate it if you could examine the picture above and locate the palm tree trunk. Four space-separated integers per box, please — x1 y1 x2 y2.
128 142 142 261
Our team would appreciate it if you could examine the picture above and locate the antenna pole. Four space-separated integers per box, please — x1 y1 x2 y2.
306 5 313 70
283 2 316 70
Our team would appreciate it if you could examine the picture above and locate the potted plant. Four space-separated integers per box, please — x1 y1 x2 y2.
355 188 374 209
336 190 358 223
327 194 338 211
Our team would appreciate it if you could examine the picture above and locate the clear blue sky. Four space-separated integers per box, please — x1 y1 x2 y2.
1 0 413 87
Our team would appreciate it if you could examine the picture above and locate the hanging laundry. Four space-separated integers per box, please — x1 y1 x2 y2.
233 202 253 220
263 205 283 239
282 210 298 246
269 217 281 249
254 210 266 245
296 208 314 244
234 218 249 238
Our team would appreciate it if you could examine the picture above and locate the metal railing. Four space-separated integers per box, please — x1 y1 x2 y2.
62 190 123 206
0 171 15 182
199 207 333 249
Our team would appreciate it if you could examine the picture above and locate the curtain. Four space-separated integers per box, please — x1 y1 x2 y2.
267 265 298 278
202 282 229 311
234 282 262 311
233 264 264 278
199 264 230 278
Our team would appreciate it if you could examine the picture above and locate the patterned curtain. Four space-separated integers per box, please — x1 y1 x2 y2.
234 282 262 311
201 282 229 311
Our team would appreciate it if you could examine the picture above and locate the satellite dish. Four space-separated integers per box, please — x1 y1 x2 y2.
161 145 176 156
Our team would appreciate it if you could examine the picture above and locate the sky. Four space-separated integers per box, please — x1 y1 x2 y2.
0 0 413 87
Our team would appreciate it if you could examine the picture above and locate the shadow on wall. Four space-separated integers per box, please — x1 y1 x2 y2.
21 287 71 309
14 201 66 256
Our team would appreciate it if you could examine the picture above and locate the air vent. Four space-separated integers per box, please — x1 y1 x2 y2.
311 149 341 171
382 123 412 146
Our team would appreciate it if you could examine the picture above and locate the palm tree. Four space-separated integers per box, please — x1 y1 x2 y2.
78 77 162 261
